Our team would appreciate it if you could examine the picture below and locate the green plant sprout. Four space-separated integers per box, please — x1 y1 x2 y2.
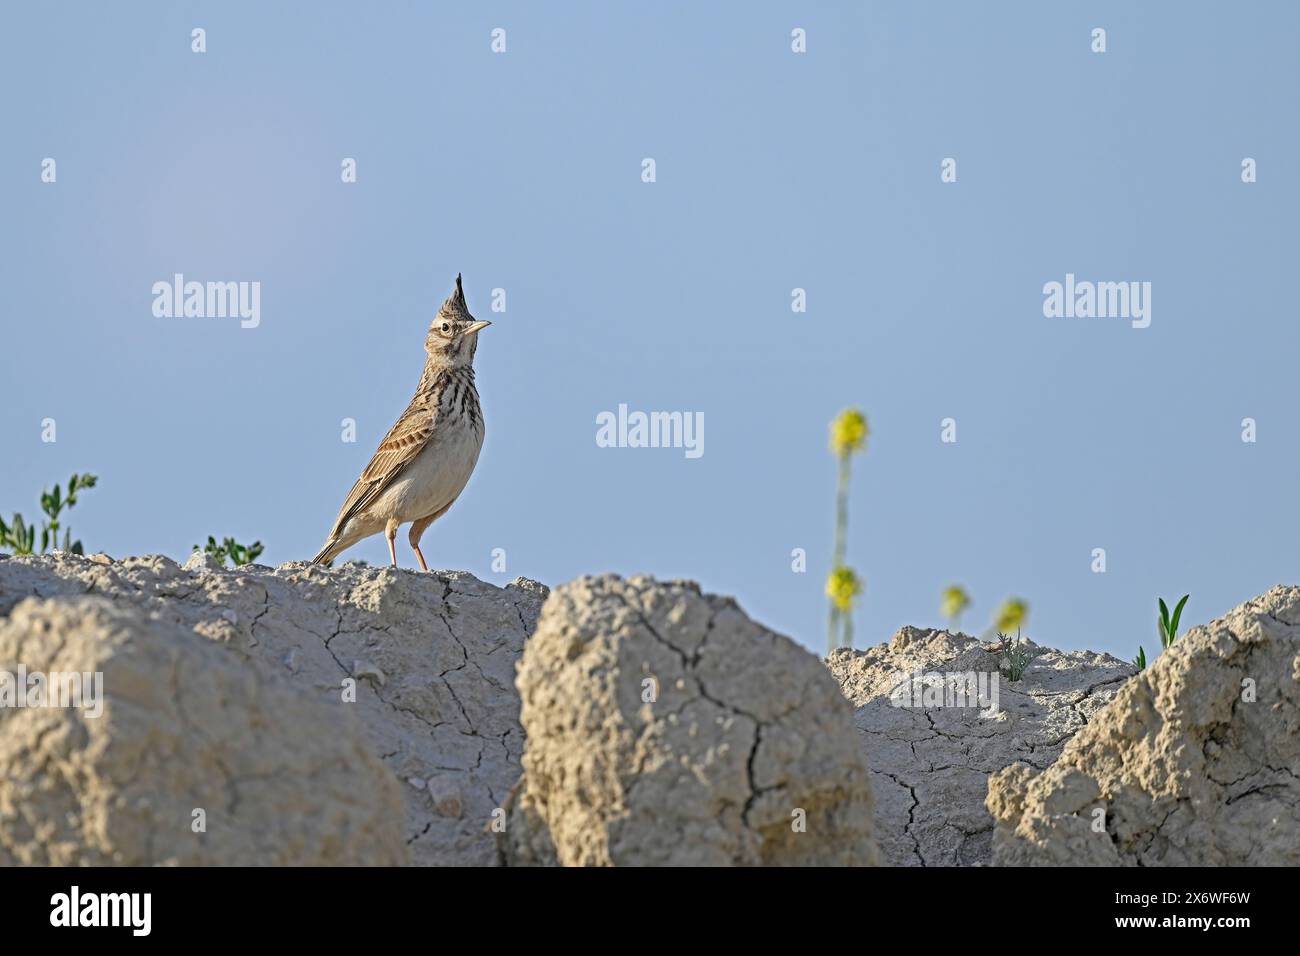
982 598 1032 680
941 585 971 631
0 473 98 556
997 631 1033 682
194 536 265 568
826 408 868 654
1158 594 1189 650
1133 596 1189 671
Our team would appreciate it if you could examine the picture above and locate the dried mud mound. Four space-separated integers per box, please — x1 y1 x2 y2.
988 585 1300 866
0 552 546 865
828 627 1133 866
502 575 879 866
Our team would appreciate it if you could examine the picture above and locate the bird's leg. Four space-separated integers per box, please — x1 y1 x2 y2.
408 514 436 572
385 520 399 568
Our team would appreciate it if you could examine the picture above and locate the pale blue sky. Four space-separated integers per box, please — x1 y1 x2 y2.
3 2 1296 661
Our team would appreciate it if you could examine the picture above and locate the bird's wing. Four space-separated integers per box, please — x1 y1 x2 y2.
326 397 438 540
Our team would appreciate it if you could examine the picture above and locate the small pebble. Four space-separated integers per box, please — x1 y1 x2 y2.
353 661 386 686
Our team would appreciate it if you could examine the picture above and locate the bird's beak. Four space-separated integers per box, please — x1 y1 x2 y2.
464 320 491 335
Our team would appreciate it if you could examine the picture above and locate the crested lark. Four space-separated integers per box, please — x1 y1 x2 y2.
312 274 490 570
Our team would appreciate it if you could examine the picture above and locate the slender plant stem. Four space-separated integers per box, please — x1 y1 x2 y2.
833 455 850 568
828 453 852 654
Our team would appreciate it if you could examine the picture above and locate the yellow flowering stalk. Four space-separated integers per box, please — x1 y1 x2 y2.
827 409 868 654
830 409 868 456
940 585 971 631
826 565 863 652
993 598 1028 635
826 566 862 612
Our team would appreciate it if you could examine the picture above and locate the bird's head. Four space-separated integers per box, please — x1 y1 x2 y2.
425 274 490 367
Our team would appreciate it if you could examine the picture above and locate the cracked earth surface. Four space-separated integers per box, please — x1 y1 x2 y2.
503 575 878 866
828 626 1133 866
988 585 1300 865
0 595 405 864
7 553 1292 867
0 552 546 866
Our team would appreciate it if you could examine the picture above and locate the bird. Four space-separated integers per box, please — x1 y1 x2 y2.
312 274 490 570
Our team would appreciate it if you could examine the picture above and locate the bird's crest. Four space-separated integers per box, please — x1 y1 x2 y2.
439 273 470 320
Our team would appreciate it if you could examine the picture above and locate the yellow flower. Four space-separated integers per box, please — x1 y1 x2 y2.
941 585 970 621
993 598 1028 634
830 408 869 457
826 565 863 612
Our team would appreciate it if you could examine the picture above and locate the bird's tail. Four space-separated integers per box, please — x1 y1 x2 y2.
313 518 369 567
311 538 343 567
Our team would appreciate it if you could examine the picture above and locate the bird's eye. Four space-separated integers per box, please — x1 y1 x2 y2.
441 322 451 334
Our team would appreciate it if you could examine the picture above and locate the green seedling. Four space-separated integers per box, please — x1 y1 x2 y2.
0 473 98 556
997 630 1033 682
1158 595 1189 651
194 536 265 568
